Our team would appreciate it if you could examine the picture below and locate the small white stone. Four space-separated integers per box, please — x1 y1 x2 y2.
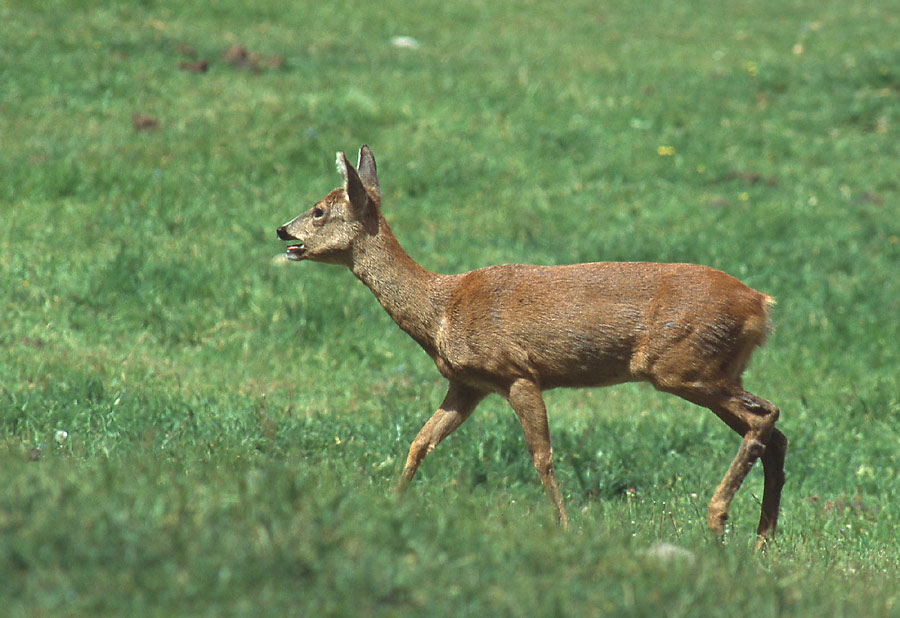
643 542 696 564
391 36 420 50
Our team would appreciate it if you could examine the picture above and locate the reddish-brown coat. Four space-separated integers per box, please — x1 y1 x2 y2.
277 146 786 548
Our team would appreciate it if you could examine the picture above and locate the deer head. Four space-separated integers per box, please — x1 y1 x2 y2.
277 146 381 265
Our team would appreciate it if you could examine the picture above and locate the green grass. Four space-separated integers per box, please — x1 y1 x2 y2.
2 0 899 615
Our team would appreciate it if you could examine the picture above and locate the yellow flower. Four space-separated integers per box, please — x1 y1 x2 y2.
657 146 675 156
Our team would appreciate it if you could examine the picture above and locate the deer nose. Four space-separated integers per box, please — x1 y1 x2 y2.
277 226 294 240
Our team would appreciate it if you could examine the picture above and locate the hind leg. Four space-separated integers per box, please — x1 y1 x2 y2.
705 390 781 540
755 427 787 548
663 383 781 542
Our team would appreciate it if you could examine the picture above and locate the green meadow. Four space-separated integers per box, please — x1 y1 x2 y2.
2 0 899 615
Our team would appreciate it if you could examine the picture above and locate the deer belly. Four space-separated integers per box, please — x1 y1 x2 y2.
528 330 636 389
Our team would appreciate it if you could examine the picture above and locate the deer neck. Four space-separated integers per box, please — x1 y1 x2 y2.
349 219 446 351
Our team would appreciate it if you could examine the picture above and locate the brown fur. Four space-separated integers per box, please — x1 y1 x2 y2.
277 146 786 548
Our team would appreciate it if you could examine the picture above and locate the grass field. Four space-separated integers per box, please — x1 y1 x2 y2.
2 0 899 615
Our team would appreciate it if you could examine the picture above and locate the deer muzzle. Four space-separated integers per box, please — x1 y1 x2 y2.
277 225 306 261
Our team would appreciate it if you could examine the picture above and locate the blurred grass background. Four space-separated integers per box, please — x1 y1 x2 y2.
1 0 899 615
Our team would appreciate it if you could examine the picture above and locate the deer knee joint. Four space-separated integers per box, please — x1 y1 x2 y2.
532 448 555 474
747 439 766 459
739 393 779 420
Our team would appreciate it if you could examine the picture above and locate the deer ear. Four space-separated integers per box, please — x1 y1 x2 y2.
336 151 369 213
356 145 381 204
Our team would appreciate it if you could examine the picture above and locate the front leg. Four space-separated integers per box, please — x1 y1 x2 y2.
396 381 486 491
506 378 569 529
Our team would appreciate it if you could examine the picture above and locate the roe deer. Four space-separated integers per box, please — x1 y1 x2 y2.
277 146 786 548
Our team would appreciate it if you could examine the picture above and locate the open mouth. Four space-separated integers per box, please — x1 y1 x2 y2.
285 243 306 261
277 226 306 261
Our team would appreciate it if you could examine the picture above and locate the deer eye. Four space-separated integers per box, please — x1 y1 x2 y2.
312 206 325 219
